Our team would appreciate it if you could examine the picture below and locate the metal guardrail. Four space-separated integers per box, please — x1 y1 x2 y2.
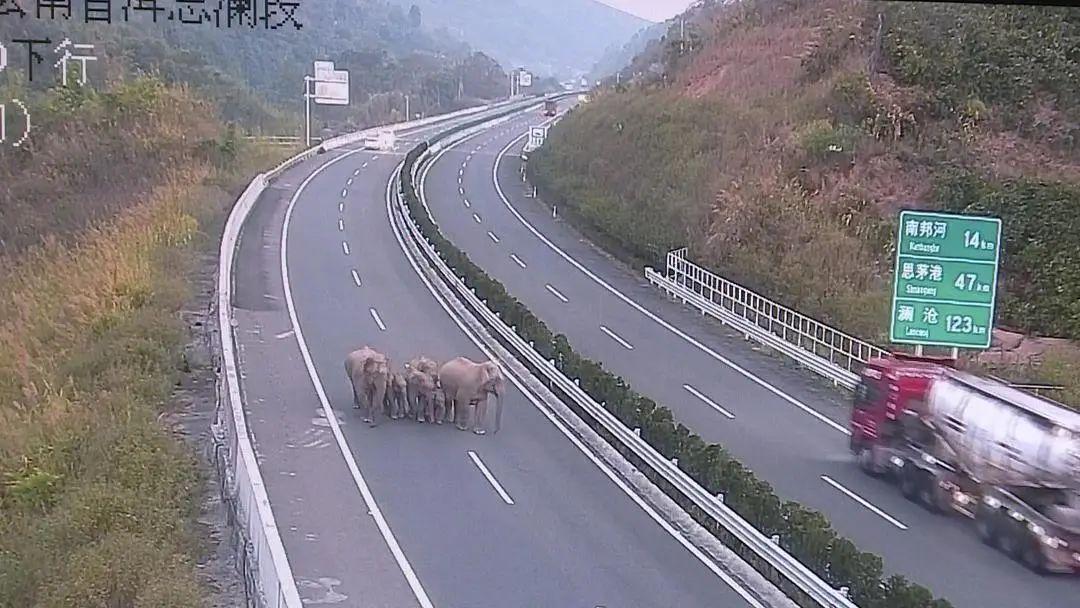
646 248 887 390
396 128 858 608
646 249 1067 396
209 99 533 608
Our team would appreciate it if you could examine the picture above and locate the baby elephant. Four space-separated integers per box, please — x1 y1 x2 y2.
384 372 408 420
405 356 440 423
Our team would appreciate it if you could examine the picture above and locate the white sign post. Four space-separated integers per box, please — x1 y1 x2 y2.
304 60 351 147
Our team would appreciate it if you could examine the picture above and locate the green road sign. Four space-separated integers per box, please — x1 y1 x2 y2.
890 210 1002 349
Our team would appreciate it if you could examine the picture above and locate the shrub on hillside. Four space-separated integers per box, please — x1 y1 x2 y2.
883 3 1080 122
796 118 862 164
934 169 1080 340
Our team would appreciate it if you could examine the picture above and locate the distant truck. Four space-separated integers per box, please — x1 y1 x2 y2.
850 353 1080 574
363 129 396 151
543 99 557 117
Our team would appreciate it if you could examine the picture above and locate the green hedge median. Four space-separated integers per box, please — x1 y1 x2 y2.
399 139 952 608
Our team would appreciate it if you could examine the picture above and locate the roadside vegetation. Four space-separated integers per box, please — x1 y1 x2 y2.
0 76 286 607
531 0 1080 403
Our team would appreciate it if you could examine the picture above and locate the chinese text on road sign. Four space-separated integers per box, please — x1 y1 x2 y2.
890 210 1002 349
0 0 303 29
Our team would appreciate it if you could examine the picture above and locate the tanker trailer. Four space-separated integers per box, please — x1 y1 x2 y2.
890 369 1080 573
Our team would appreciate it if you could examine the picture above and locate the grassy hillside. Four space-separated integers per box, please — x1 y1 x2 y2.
390 0 649 76
532 0 1080 392
0 74 285 605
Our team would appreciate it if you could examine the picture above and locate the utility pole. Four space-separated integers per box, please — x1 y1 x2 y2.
405 94 410 121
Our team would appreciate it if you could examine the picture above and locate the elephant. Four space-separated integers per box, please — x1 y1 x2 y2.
438 356 506 435
384 371 408 420
344 346 390 426
432 385 448 424
405 356 440 423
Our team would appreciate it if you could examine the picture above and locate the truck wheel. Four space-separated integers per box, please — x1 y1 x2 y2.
918 476 945 514
1021 543 1048 575
900 467 919 501
998 524 1023 560
856 447 880 477
975 506 997 546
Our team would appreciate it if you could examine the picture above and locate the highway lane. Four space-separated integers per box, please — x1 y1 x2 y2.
229 114 528 606
421 104 1078 607
272 124 766 606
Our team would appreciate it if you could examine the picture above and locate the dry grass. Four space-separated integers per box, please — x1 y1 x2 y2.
0 75 294 606
0 169 218 606
0 79 220 255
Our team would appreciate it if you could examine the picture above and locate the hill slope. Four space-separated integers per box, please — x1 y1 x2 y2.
531 0 1080 399
390 0 650 77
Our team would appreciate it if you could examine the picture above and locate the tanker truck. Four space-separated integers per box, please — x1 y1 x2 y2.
850 353 1080 573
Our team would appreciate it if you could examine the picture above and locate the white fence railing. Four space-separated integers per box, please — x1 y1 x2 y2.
209 98 540 608
396 124 857 608
646 248 887 390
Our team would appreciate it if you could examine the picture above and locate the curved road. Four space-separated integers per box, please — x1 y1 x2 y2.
419 100 1077 608
233 106 763 607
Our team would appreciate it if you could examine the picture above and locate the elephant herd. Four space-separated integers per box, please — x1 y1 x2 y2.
344 346 506 435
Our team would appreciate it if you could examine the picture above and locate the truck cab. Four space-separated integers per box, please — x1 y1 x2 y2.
850 353 953 467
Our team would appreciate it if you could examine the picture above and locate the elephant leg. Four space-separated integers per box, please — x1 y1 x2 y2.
373 383 387 427
405 385 417 420
454 391 470 431
351 384 362 410
473 397 488 435
434 396 445 425
360 386 373 424
423 394 434 423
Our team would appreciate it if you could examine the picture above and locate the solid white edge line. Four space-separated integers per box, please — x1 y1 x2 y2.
351 269 362 287
370 308 387 332
488 231 500 243
467 451 515 505
510 253 527 269
282 149 435 608
491 134 851 436
683 384 736 420
544 283 568 303
342 241 350 255
600 325 634 350
401 152 764 608
400 154 764 608
821 475 909 530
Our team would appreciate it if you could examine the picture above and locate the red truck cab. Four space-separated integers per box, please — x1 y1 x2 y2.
850 353 955 462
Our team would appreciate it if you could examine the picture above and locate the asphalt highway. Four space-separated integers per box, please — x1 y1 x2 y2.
232 107 763 608
419 101 1078 608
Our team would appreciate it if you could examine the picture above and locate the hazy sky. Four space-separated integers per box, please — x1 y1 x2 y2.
596 0 694 22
